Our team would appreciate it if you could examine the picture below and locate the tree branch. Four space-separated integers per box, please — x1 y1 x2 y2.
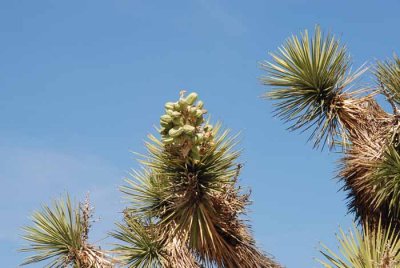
380 81 399 117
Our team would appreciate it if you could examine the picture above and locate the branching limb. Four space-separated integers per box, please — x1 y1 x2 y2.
380 81 399 117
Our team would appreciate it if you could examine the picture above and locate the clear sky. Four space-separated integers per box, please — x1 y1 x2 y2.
1 1 399 267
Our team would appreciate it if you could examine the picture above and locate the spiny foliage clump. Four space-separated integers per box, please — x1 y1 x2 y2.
260 26 355 149
319 221 400 268
261 26 400 266
112 91 281 268
20 195 113 267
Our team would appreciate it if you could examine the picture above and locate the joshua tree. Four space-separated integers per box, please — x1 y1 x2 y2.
22 25 400 267
21 92 281 267
20 194 113 267
261 26 400 266
111 91 280 267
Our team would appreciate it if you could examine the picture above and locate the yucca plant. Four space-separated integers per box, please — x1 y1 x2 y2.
319 221 400 268
112 91 280 267
20 194 113 267
261 26 400 230
260 26 366 149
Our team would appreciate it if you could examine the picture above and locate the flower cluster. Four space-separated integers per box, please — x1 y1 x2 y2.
159 91 213 162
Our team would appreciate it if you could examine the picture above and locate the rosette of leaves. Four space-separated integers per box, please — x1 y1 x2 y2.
111 213 200 268
20 195 113 267
111 215 168 267
359 144 400 228
318 221 400 268
260 26 362 149
113 92 280 267
376 55 400 105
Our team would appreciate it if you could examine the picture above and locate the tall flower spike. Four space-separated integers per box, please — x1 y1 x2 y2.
160 91 210 161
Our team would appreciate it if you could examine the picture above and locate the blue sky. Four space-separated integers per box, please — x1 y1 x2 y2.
1 1 399 267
